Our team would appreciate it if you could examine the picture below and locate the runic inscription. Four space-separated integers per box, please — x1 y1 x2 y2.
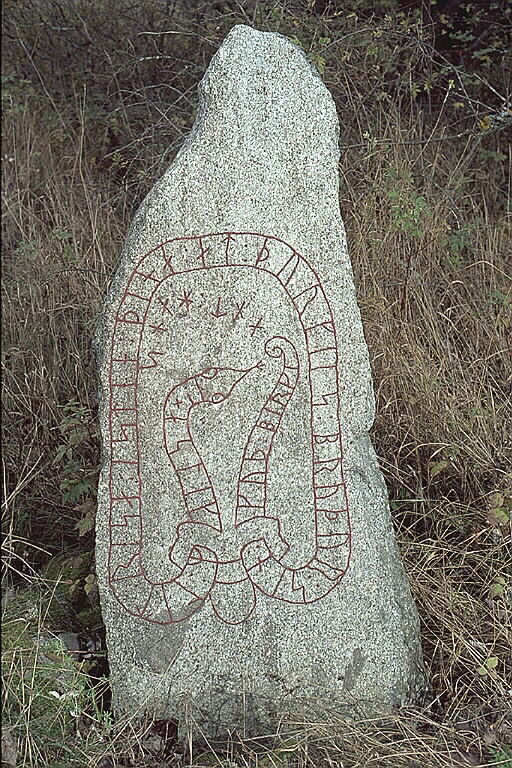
107 232 351 625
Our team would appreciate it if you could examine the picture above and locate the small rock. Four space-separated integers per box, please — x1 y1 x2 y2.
1 727 17 768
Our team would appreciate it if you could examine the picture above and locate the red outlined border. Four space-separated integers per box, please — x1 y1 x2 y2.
106 233 352 625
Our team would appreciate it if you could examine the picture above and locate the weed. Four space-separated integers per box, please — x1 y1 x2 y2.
1 586 106 766
53 400 98 507
384 167 433 237
487 745 512 768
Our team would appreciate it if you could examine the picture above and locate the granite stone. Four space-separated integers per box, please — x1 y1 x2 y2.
96 24 427 737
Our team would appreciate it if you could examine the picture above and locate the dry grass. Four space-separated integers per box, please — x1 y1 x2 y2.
2 1 511 766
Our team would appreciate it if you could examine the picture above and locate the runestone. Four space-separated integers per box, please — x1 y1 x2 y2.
96 25 426 737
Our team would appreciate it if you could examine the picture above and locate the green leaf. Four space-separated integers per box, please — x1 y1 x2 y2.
430 460 449 478
75 509 95 536
489 492 505 507
444 444 461 458
488 507 510 527
477 656 499 676
84 573 97 596
490 576 506 598
288 36 303 50
53 445 67 464
68 428 86 446
53 227 72 242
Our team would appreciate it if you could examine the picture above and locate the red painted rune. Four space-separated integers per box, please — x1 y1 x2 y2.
179 290 193 311
233 301 245 322
211 296 227 318
249 316 264 336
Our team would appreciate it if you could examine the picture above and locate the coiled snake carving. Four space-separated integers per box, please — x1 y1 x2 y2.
107 233 351 625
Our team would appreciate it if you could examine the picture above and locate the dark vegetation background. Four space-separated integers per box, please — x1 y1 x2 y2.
2 1 511 766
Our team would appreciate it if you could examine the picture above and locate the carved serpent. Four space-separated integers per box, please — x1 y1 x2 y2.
107 233 351 625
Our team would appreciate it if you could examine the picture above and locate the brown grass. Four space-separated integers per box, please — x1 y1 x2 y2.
2 1 511 766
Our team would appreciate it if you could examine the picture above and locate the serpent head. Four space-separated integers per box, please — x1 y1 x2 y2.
197 360 263 404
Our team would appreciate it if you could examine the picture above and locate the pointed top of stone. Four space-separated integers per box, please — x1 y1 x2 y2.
192 24 339 170
200 24 333 110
